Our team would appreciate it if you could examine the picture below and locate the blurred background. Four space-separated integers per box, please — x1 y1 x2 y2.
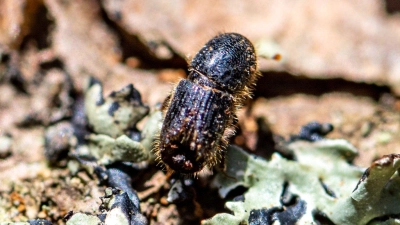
1 0 400 223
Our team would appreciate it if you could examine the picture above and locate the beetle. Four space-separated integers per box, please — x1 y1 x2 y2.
155 33 260 175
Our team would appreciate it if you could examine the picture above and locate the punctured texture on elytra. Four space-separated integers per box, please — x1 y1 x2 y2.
155 32 259 175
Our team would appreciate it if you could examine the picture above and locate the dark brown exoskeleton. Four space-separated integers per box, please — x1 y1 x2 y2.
155 33 259 175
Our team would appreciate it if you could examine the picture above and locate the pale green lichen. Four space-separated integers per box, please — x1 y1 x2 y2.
88 134 148 165
369 218 400 225
203 139 400 225
84 109 162 165
84 79 149 138
139 109 163 161
65 213 101 225
81 78 162 165
331 154 400 224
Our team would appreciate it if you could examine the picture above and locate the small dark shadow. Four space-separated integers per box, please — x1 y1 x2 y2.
254 71 391 101
98 5 187 69
20 4 54 50
385 0 400 14
319 178 337 198
312 209 336 225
